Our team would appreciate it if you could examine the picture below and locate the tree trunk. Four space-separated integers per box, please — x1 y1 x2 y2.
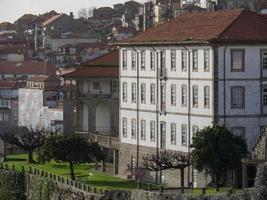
69 160 75 180
28 149 34 163
180 168 185 188
216 173 220 192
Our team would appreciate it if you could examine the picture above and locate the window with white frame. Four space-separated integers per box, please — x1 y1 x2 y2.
122 50 127 70
131 119 136 139
150 121 155 142
231 49 245 71
192 50 198 71
182 85 187 107
150 51 155 70
171 50 176 71
204 49 210 71
204 86 210 108
93 82 100 90
231 127 245 138
171 84 176 106
160 51 166 69
192 85 198 107
141 83 146 104
132 51 136 70
141 119 146 140
160 84 166 112
141 50 145 70
263 87 267 106
132 83 136 103
181 124 187 146
182 50 187 71
122 82 127 102
150 83 155 104
262 50 267 69
171 123 176 145
122 117 127 137
112 81 119 93
231 86 245 109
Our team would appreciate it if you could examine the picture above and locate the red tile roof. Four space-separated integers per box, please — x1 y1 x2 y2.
117 9 267 45
62 66 118 78
0 61 56 75
63 50 119 78
0 81 17 89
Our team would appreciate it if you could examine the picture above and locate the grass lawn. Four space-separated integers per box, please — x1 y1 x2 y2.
4 154 137 190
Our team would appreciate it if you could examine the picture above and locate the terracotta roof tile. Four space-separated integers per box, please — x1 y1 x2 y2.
0 81 17 89
117 9 267 45
82 50 119 66
0 61 56 75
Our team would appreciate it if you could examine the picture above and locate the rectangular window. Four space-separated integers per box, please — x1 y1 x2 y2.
122 50 127 70
160 51 166 69
171 50 176 71
231 86 245 109
112 81 119 93
141 50 145 70
141 120 146 140
122 82 127 102
181 50 187 71
193 85 198 107
263 87 267 106
182 85 187 107
231 49 245 71
181 124 187 146
122 117 127 137
231 127 245 138
132 51 136 70
171 84 176 106
150 51 155 70
192 50 198 71
132 83 136 103
204 86 210 108
204 49 210 71
131 119 136 139
171 123 176 145
141 83 146 104
150 83 155 104
160 84 166 112
262 50 267 69
93 82 100 90
150 121 155 142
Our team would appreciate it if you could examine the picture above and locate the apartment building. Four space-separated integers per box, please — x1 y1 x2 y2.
116 10 267 187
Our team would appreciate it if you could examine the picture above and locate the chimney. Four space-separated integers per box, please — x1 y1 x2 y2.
70 12 73 19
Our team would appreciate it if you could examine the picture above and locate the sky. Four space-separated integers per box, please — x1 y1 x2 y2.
0 0 143 23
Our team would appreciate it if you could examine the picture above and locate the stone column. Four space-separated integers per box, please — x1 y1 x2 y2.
113 149 119 175
242 163 248 189
101 160 106 172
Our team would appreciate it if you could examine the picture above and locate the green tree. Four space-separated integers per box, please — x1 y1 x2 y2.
0 126 54 163
191 125 248 191
38 134 105 180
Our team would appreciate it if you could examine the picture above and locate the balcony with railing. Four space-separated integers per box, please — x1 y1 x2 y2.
76 126 119 149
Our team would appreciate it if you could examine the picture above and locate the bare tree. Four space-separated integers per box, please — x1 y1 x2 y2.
142 151 191 187
0 126 56 163
77 7 95 19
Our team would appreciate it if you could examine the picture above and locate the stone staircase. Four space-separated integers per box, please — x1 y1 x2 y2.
251 126 267 160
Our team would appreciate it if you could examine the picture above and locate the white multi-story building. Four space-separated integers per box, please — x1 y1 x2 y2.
116 9 267 187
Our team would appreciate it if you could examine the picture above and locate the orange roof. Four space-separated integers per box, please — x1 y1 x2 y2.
0 61 56 75
42 14 63 27
82 50 119 67
117 9 267 45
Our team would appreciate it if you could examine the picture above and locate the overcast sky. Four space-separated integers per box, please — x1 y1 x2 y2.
0 0 143 23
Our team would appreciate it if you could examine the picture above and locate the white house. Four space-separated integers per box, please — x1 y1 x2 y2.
116 9 267 187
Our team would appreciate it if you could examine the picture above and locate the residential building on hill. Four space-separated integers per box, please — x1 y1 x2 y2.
63 50 119 174
115 9 267 187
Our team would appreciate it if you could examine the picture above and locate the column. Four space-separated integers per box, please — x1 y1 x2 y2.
113 149 119 175
242 163 248 189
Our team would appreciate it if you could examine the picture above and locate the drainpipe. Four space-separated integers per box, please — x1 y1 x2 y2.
131 46 140 171
223 45 228 124
181 44 191 187
151 46 160 184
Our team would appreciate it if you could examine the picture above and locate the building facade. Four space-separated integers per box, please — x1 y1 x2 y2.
116 10 267 187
